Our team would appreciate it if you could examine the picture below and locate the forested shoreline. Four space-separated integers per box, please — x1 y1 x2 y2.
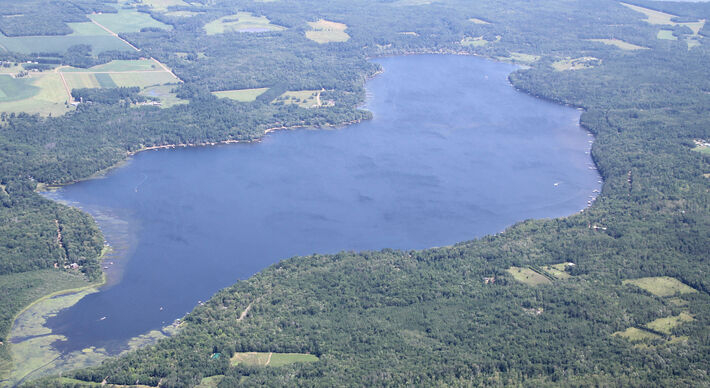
1 0 709 386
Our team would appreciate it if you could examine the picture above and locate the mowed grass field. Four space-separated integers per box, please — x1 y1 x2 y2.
140 84 188 107
0 74 70 116
230 352 318 367
204 12 285 35
506 267 552 286
623 276 697 297
212 87 269 102
91 9 171 33
306 19 349 43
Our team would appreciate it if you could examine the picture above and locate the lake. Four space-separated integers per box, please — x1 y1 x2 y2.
40 54 600 354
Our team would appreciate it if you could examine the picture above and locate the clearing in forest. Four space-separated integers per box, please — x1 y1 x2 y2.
540 263 573 279
212 87 269 102
461 35 500 47
552 57 600 71
587 38 647 50
506 267 552 286
230 352 319 367
613 327 661 341
620 2 705 47
645 312 694 334
90 9 172 33
140 84 187 107
623 276 697 297
273 90 328 108
656 30 677 41
204 12 285 35
306 19 350 43
139 0 192 11
507 52 540 63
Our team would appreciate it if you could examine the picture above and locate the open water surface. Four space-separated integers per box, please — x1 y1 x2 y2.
40 55 601 353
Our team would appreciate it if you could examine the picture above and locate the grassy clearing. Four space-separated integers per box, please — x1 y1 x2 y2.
469 17 490 24
621 2 677 25
588 38 647 50
230 352 319 367
506 267 552 286
461 35 500 47
0 63 23 74
110 72 178 88
165 10 203 17
140 0 191 11
306 19 350 43
540 263 573 279
645 313 694 334
552 57 600 71
0 73 70 116
273 90 323 108
91 9 171 33
204 12 285 35
0 35 130 54
195 375 225 388
656 30 677 41
623 276 697 297
67 22 112 36
140 84 188 107
613 327 661 341
212 87 269 102
507 52 540 63
61 59 159 73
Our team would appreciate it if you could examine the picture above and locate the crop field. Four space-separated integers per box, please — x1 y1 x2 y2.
140 84 187 107
0 34 130 54
212 87 269 102
230 352 319 367
588 38 647 50
60 59 180 89
90 9 171 33
62 59 160 73
306 19 350 43
0 73 70 116
621 2 705 46
204 12 285 35
623 276 698 297
552 57 600 71
108 72 178 88
506 267 552 286
645 313 694 334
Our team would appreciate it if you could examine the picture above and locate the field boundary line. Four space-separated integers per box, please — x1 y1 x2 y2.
88 17 141 51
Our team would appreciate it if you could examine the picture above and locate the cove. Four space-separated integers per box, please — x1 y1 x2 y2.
29 55 600 356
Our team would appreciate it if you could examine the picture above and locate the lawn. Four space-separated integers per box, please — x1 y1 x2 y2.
623 276 698 297
306 19 350 43
506 267 552 286
587 38 647 50
212 87 269 102
91 9 171 33
204 12 285 35
230 352 319 367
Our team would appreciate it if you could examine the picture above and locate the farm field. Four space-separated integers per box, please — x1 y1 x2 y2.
204 12 285 35
0 73 70 116
66 22 111 37
0 34 130 54
506 267 552 286
212 87 269 102
230 352 318 367
140 84 187 107
588 38 647 50
623 276 698 297
621 2 705 48
60 59 180 90
90 9 171 33
306 19 350 43
139 0 191 11
540 263 572 279
61 59 160 73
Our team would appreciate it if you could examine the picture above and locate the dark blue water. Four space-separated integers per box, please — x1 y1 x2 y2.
44 55 600 353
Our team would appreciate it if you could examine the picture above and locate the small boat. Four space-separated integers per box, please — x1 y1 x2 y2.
554 182 559 187
100 316 107 321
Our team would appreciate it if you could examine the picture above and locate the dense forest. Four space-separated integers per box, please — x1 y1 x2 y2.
1 0 709 386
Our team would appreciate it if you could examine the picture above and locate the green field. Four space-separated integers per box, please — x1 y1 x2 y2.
273 90 322 108
140 0 191 11
507 52 540 63
109 72 178 88
165 10 203 17
204 12 285 35
212 87 269 102
67 22 112 37
61 60 160 73
90 9 171 33
588 38 647 50
230 352 319 367
645 313 694 334
195 375 225 388
140 84 188 107
657 30 677 41
506 267 552 286
306 19 350 43
0 34 130 54
0 74 70 116
540 263 572 279
60 59 179 90
613 327 661 341
623 276 698 297
552 57 600 71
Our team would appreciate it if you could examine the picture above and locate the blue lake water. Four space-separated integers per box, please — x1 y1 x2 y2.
42 55 600 353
